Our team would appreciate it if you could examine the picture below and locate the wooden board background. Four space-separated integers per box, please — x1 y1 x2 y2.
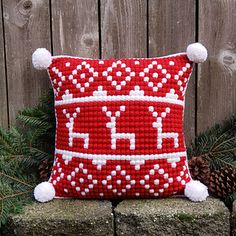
0 0 8 127
0 0 235 145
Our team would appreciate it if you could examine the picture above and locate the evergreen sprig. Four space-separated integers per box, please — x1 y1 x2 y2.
0 90 55 227
0 127 35 227
187 114 236 169
224 191 236 210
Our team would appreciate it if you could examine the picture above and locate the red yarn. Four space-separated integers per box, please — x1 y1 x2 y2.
48 54 193 199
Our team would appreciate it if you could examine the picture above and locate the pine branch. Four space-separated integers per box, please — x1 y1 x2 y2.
188 113 236 170
0 90 55 227
213 136 236 151
213 147 236 154
30 147 52 159
0 191 32 201
1 200 4 226
0 129 14 155
0 177 33 226
210 126 235 152
224 191 236 210
204 154 235 168
0 172 33 188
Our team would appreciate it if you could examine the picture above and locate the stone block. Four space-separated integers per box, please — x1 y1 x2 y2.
4 200 113 236
231 201 236 236
115 197 230 236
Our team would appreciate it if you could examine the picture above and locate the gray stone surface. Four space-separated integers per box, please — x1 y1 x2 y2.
115 197 230 236
231 201 236 236
3 197 230 236
4 200 113 236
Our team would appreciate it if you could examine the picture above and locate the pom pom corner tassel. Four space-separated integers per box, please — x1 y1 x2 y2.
184 180 209 202
32 48 52 70
34 181 55 203
186 42 208 63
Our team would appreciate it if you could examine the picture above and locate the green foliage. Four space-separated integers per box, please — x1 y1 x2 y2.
187 114 236 170
224 191 236 211
17 89 55 156
0 90 55 227
188 114 236 209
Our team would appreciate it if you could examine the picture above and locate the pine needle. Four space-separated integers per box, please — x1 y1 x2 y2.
0 89 55 228
188 113 236 170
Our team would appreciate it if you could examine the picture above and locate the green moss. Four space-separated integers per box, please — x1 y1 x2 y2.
175 213 195 222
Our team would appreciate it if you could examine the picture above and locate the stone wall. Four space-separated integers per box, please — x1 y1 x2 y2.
3 197 233 236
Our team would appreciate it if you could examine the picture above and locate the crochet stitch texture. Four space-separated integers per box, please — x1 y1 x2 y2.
49 55 191 199
32 43 208 202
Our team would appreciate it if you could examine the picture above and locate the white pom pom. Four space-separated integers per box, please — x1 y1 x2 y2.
186 43 208 63
184 180 209 202
32 48 52 70
34 182 55 203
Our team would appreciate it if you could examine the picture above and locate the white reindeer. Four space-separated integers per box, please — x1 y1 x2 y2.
148 106 179 149
63 108 89 148
102 105 135 150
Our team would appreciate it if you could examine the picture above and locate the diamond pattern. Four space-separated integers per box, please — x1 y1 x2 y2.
102 60 135 90
49 57 192 101
47 53 194 199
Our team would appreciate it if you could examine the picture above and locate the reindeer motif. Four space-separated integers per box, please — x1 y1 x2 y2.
63 108 89 148
102 105 135 150
148 106 179 149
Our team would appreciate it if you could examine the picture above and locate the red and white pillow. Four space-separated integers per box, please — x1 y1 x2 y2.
32 43 208 202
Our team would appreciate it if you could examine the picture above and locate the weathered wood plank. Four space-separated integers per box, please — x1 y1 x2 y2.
149 0 196 145
0 0 8 128
100 0 147 58
2 0 51 125
197 0 236 133
51 0 99 58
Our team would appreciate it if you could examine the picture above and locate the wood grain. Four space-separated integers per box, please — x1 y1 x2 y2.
197 0 236 133
51 0 99 58
0 0 8 128
2 0 51 125
100 0 147 58
149 0 196 145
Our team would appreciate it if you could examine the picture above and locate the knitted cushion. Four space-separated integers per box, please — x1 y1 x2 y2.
32 43 209 203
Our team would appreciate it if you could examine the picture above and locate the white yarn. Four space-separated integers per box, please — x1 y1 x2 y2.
184 180 209 202
186 43 208 63
34 182 55 203
32 48 52 70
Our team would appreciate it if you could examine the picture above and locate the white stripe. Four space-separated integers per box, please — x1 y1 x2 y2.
55 148 186 161
55 95 184 106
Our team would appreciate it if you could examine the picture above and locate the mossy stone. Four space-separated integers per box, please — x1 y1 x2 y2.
115 197 230 236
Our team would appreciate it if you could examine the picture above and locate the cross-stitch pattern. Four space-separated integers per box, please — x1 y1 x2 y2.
32 43 209 202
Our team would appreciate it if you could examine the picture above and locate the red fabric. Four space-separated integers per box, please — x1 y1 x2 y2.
48 54 193 199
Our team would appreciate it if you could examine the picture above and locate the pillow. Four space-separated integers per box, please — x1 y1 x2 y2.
32 43 208 202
